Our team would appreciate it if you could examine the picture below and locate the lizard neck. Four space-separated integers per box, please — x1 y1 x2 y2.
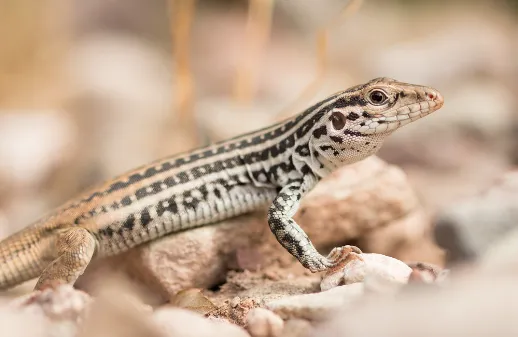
306 131 390 179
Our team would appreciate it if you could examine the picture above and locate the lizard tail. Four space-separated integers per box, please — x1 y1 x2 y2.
0 226 55 290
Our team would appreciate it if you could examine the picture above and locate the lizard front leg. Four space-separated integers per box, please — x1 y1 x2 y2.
267 178 362 273
34 227 97 291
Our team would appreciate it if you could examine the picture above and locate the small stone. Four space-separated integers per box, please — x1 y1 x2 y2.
247 308 284 337
169 288 216 315
343 253 412 286
231 296 241 308
320 253 412 292
407 262 448 284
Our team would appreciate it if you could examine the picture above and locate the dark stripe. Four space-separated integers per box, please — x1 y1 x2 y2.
344 130 363 137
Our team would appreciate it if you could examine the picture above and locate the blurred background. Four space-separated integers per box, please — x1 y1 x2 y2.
0 0 517 239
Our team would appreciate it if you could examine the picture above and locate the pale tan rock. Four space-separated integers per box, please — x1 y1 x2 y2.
84 156 437 298
246 307 284 337
79 288 161 337
320 253 412 292
5 285 92 337
0 305 51 337
343 253 412 286
11 285 91 322
281 319 313 337
153 307 250 337
265 283 364 321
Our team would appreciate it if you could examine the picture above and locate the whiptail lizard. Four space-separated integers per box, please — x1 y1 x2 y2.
0 77 443 291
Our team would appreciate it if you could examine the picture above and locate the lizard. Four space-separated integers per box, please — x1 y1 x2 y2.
0 77 444 291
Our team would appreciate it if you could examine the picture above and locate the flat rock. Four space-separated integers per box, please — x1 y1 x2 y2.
265 283 364 321
153 307 250 337
320 253 412 291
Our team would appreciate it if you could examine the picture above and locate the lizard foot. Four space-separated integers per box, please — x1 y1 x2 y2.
306 245 363 275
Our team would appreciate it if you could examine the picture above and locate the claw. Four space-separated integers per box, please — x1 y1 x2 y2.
323 245 363 276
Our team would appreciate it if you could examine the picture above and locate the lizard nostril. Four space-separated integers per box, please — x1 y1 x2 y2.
427 92 435 100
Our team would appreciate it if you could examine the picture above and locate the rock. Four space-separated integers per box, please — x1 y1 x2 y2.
0 305 51 337
246 308 284 337
320 253 412 292
10 285 91 322
406 262 449 284
281 319 313 337
153 307 250 337
343 253 412 286
5 285 92 337
311 270 518 337
169 288 217 315
205 272 320 325
434 171 518 264
79 286 161 337
86 156 437 299
265 283 364 321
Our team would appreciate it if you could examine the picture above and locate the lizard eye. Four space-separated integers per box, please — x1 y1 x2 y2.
368 90 388 105
330 111 346 130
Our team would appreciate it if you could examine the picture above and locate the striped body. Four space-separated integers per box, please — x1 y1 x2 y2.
0 78 444 290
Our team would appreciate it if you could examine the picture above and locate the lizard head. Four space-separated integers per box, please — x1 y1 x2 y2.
308 77 444 173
